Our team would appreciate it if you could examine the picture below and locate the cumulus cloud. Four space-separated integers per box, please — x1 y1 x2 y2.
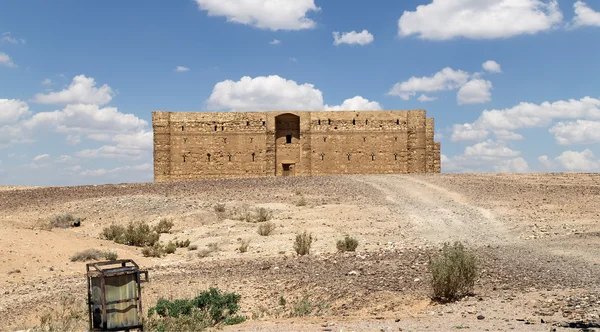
417 94 438 102
550 149 600 171
482 60 502 73
457 79 493 105
0 52 16 68
451 96 600 142
325 96 381 111
1 32 24 44
388 67 470 100
572 1 600 28
175 66 190 72
549 120 600 145
33 154 50 162
206 75 381 112
398 0 563 40
0 99 30 126
41 78 53 86
269 39 281 45
194 0 320 31
442 140 529 173
32 75 115 105
332 30 374 46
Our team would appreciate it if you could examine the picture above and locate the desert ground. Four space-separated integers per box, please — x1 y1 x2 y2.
1 173 599 331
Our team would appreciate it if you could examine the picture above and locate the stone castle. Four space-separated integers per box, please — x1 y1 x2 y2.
152 110 440 182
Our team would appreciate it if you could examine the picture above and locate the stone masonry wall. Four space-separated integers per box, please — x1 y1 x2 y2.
152 110 440 181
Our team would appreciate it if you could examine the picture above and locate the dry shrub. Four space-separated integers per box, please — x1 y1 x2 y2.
296 196 307 207
257 222 276 236
294 231 313 256
164 241 177 254
231 206 273 223
142 243 165 258
214 203 226 213
70 249 118 262
429 242 478 302
336 236 359 252
154 218 174 234
176 239 191 248
188 244 198 251
101 221 160 247
197 243 219 258
48 214 82 229
32 295 86 331
238 239 250 253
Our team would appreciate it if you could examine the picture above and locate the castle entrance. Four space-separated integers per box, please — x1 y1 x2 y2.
275 114 300 176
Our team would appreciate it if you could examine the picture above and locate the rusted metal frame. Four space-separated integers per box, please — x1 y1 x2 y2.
136 271 144 331
105 297 139 305
87 269 93 331
101 275 107 330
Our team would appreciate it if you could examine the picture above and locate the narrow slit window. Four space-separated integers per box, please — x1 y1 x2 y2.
394 153 398 160
328 119 331 125
396 119 399 125
347 153 351 161
251 152 255 162
181 126 185 131
352 119 356 125
183 155 186 162
366 119 368 125
262 121 265 126
363 137 366 142
228 154 232 162
371 153 375 161
221 126 224 131
246 121 249 126
214 125 217 131
286 134 292 144
323 137 326 142
321 153 325 161
395 137 398 142
250 137 254 143
207 153 211 162
318 119 321 125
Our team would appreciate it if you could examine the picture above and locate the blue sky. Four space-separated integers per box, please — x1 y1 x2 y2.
1 0 599 186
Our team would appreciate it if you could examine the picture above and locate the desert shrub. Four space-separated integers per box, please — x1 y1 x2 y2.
291 295 313 317
296 196 307 207
142 243 164 258
294 231 313 256
257 222 276 236
255 207 272 222
175 239 191 248
429 242 478 302
154 218 174 234
48 214 81 229
214 203 226 213
336 236 359 252
70 249 119 262
32 296 86 331
197 243 219 258
146 288 245 331
188 244 198 251
238 239 250 253
164 241 177 254
101 224 127 243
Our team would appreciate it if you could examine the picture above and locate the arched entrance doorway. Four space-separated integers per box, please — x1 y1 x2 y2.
275 114 300 176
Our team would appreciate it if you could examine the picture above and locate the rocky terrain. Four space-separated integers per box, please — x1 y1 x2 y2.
0 174 599 331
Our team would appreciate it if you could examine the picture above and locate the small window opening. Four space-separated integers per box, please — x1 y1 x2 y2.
183 155 187 162
228 154 232 162
394 153 398 161
347 153 351 161
395 137 398 142
223 138 227 143
323 137 326 142
207 153 211 162
246 121 249 126
221 126 224 131
262 121 265 126
181 126 185 131
320 153 325 161
318 119 321 125
251 152 255 162
286 134 292 144
371 153 375 161
396 119 399 125
183 137 187 143
363 137 366 142
366 119 368 125
214 125 217 131
250 137 254 143
352 119 356 125
328 119 331 125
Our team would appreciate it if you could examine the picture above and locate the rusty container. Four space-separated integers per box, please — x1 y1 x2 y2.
86 259 149 331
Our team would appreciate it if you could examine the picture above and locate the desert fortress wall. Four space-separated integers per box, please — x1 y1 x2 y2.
152 110 441 182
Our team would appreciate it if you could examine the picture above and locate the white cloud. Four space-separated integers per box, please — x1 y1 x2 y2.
55 155 73 163
175 66 190 72
33 154 50 162
457 79 493 105
555 149 600 171
482 60 502 73
1 32 24 44
451 123 489 142
41 78 52 86
289 57 298 62
538 155 555 169
206 75 381 112
195 0 320 31
549 120 600 145
388 67 470 100
269 39 281 45
417 94 438 102
325 96 382 111
0 52 16 68
32 75 115 105
398 0 563 40
493 129 524 141
332 30 374 46
451 96 600 141
443 140 529 173
0 99 30 126
75 145 146 161
80 163 152 177
572 1 600 28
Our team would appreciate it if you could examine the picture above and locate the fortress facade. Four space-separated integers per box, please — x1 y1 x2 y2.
152 110 440 182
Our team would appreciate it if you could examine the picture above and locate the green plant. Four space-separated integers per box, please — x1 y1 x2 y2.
70 249 118 262
257 222 276 236
154 218 174 234
292 295 313 317
164 241 177 254
142 243 165 258
238 239 250 253
255 207 272 222
102 221 160 247
101 224 126 242
146 288 246 331
175 239 191 248
429 242 478 302
214 203 226 213
294 231 313 256
32 295 85 331
336 236 359 252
